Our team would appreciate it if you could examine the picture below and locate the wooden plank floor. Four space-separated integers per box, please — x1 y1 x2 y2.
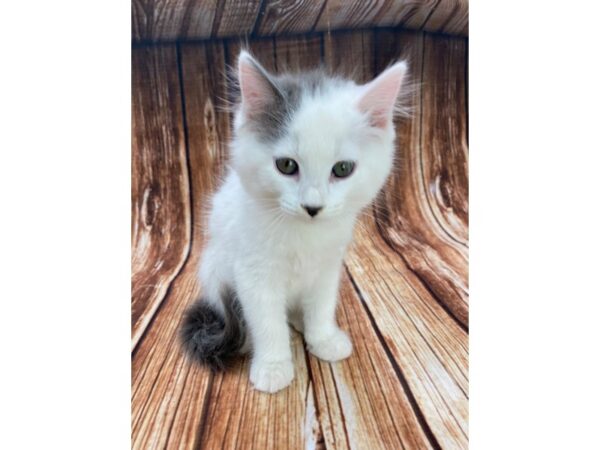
132 28 468 450
132 0 468 42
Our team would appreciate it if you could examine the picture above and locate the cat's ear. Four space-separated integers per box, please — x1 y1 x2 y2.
357 61 407 130
238 50 280 118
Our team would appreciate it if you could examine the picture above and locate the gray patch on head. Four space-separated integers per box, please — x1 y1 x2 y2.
246 68 341 142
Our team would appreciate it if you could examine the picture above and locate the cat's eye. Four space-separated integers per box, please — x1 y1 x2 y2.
275 158 299 176
331 161 355 178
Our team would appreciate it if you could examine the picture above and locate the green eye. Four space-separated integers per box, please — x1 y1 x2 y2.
275 158 299 175
332 161 355 178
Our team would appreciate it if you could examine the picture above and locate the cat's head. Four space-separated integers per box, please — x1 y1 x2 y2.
230 50 407 222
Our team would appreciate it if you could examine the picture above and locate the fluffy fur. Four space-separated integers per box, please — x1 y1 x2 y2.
181 51 407 393
180 287 246 370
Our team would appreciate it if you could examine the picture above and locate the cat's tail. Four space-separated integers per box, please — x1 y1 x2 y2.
180 288 247 371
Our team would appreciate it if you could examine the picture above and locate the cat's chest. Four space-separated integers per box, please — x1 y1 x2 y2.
287 249 323 275
282 251 330 296
275 228 344 267
276 237 344 288
250 217 353 286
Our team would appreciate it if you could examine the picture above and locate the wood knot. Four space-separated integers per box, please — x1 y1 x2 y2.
203 99 217 160
141 182 161 227
431 173 453 210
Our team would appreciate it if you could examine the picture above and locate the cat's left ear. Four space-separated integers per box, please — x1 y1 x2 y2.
357 61 408 130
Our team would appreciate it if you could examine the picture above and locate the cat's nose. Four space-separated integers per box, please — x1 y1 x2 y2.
302 205 323 218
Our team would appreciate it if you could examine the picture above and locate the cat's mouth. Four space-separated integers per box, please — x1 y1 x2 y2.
279 205 323 222
279 201 344 222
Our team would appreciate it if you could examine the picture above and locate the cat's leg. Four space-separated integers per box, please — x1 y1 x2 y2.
236 271 293 393
287 307 304 333
302 265 352 362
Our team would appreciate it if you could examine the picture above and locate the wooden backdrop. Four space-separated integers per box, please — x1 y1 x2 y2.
133 0 469 42
132 27 468 449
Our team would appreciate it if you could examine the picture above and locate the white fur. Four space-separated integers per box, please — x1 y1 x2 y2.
199 52 406 393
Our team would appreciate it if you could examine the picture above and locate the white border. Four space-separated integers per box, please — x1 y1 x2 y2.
471 1 600 448
1 1 599 449
0 1 130 448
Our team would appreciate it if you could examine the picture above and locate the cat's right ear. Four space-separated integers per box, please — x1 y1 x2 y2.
238 51 279 118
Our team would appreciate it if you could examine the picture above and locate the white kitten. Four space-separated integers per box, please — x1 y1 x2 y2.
181 51 407 393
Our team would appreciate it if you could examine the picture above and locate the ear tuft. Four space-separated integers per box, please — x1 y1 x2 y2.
358 61 408 129
238 51 278 118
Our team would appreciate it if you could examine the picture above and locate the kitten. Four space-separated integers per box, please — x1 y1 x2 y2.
181 50 407 393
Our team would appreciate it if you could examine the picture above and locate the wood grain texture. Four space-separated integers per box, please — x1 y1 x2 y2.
372 29 469 328
132 41 232 450
132 0 468 42
132 28 469 449
274 34 323 71
394 0 440 30
131 45 191 350
197 333 311 449
182 0 220 40
322 0 439 30
257 0 327 35
132 0 217 42
303 0 462 35
421 33 468 246
132 0 260 42
347 217 468 449
213 0 262 37
309 272 436 449
314 0 389 32
323 29 374 81
423 0 468 35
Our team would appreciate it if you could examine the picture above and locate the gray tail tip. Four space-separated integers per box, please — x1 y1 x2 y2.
179 299 239 371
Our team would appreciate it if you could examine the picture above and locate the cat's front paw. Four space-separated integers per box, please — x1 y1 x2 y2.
307 328 353 362
250 359 294 393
